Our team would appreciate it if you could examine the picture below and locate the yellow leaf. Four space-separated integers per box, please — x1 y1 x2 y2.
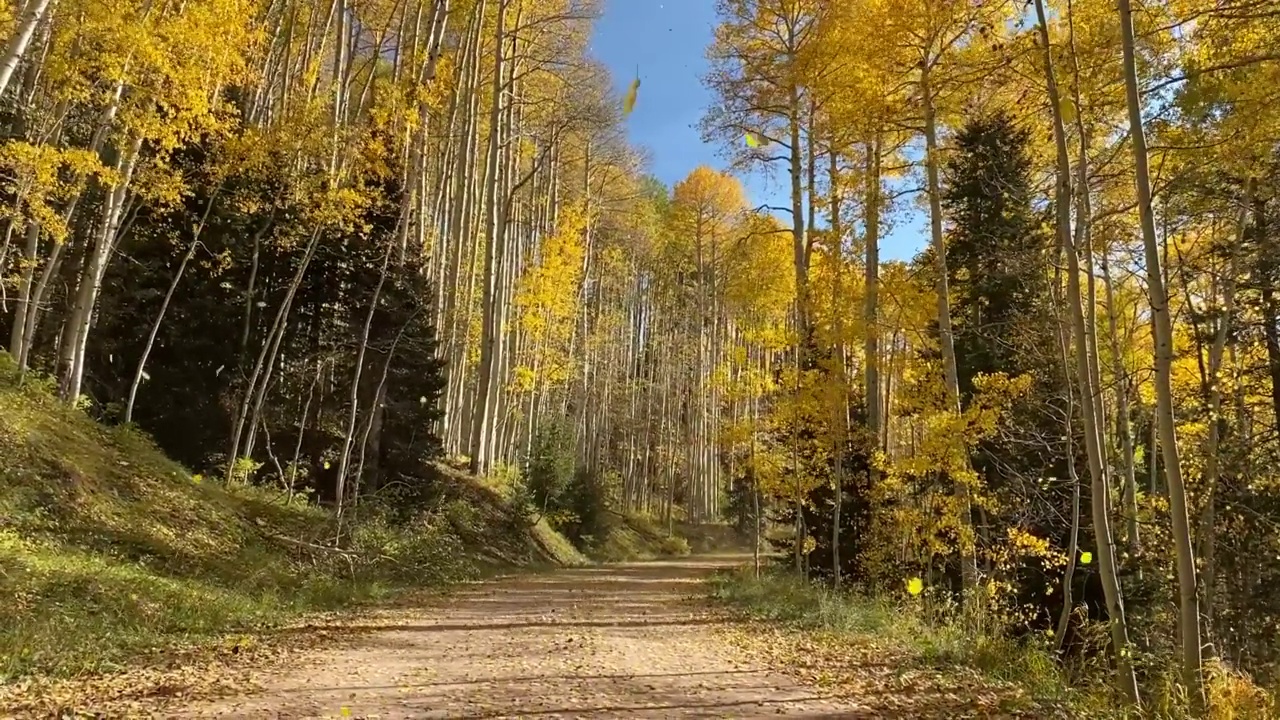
622 76 640 117
340 708 351 717
906 577 924 596
1080 551 1093 565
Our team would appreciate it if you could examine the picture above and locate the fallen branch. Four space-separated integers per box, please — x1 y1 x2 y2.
268 533 359 579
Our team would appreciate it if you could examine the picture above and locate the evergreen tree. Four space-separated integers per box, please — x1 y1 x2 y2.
87 143 447 503
942 111 1055 395
911 111 1073 609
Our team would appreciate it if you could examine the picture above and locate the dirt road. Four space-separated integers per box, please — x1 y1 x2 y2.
173 555 861 719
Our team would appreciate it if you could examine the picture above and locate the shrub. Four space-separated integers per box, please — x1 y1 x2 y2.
562 465 611 543
658 534 691 556
523 421 575 515
342 501 473 584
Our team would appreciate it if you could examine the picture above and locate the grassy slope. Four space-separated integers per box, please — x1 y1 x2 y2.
0 360 583 684
583 511 692 562
709 569 1106 718
709 569 1280 720
469 467 741 564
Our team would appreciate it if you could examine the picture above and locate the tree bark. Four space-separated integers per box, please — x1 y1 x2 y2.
124 190 231 423
1200 179 1250 644
59 134 144 403
468 0 508 474
920 60 977 595
1116 0 1205 704
1035 0 1141 702
864 135 882 452
0 0 54 100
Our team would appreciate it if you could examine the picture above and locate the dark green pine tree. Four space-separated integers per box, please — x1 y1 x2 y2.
941 111 1055 397
910 111 1071 613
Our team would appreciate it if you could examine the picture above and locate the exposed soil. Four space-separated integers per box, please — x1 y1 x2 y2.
171 555 859 719
6 555 1049 718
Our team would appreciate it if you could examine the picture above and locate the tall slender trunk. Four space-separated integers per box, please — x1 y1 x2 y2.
17 86 128 371
59 135 144 402
8 220 42 356
0 0 54 99
1051 268 1083 653
1116 0 1204 703
440 6 484 449
1200 180 1250 643
468 0 507 474
864 135 882 450
226 228 322 481
1035 1 1141 702
124 190 228 423
829 144 846 588
751 348 761 579
920 61 976 594
334 240 395 516
1101 249 1140 554
782 32 809 571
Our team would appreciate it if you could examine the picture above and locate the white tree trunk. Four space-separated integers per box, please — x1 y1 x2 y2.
0 0 54 100
59 135 143 403
920 62 977 594
467 0 507 474
1116 0 1205 703
1034 0 1141 702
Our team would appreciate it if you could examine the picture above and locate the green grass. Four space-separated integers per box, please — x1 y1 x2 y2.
469 462 702 563
709 569 1280 719
708 567 1112 716
579 510 692 562
0 356 582 682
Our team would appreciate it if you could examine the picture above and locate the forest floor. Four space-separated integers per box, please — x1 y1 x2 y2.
5 554 1068 719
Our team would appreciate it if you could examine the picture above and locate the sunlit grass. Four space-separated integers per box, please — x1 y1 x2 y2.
576 510 692 562
709 568 1279 719
708 568 1111 715
0 355 579 682
1 529 335 678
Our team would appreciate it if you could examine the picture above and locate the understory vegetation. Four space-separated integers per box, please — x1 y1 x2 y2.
0 354 698 693
711 569 1279 720
0 357 595 683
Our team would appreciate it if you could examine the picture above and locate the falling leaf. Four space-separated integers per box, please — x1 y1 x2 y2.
323 461 332 469
1080 551 1093 565
622 73 640 117
906 577 924 596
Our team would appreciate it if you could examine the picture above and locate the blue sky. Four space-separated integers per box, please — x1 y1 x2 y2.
588 0 926 262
